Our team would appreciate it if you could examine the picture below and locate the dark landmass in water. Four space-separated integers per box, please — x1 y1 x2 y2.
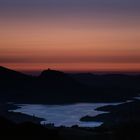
81 100 140 127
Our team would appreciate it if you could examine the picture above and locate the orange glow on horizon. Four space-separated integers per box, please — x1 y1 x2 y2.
0 14 140 72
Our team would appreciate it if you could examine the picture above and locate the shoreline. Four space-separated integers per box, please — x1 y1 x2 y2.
9 102 124 128
3 98 140 129
0 103 44 124
80 99 140 127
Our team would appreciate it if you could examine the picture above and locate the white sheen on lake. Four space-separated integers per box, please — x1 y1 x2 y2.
11 103 121 127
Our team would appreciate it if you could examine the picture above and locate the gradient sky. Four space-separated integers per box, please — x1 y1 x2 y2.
0 0 140 73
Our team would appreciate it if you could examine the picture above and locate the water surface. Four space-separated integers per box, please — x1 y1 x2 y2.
11 103 122 127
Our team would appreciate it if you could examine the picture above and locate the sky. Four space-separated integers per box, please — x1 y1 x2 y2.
0 0 140 73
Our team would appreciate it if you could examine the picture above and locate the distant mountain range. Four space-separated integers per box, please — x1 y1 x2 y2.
0 66 140 104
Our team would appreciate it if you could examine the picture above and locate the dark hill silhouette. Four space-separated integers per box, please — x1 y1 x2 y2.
0 66 31 80
72 73 140 88
40 69 75 83
0 66 35 102
40 68 66 78
39 69 80 88
0 66 90 103
72 73 140 96
0 66 140 104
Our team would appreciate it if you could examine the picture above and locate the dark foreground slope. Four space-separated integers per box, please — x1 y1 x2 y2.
0 116 140 140
0 66 140 103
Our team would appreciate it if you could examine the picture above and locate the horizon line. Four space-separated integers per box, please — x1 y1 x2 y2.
1 66 140 76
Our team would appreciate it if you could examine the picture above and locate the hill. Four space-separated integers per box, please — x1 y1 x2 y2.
0 66 140 104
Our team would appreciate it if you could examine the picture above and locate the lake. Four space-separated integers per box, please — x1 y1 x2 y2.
10 102 122 127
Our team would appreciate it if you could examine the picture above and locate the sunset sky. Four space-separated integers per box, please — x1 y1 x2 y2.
0 0 140 73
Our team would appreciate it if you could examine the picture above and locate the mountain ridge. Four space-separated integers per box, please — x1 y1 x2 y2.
0 66 139 104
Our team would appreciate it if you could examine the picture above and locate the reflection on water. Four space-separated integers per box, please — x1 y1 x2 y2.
11 103 122 127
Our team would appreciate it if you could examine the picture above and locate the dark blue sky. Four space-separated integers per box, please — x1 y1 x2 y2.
0 0 139 23
0 0 140 15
